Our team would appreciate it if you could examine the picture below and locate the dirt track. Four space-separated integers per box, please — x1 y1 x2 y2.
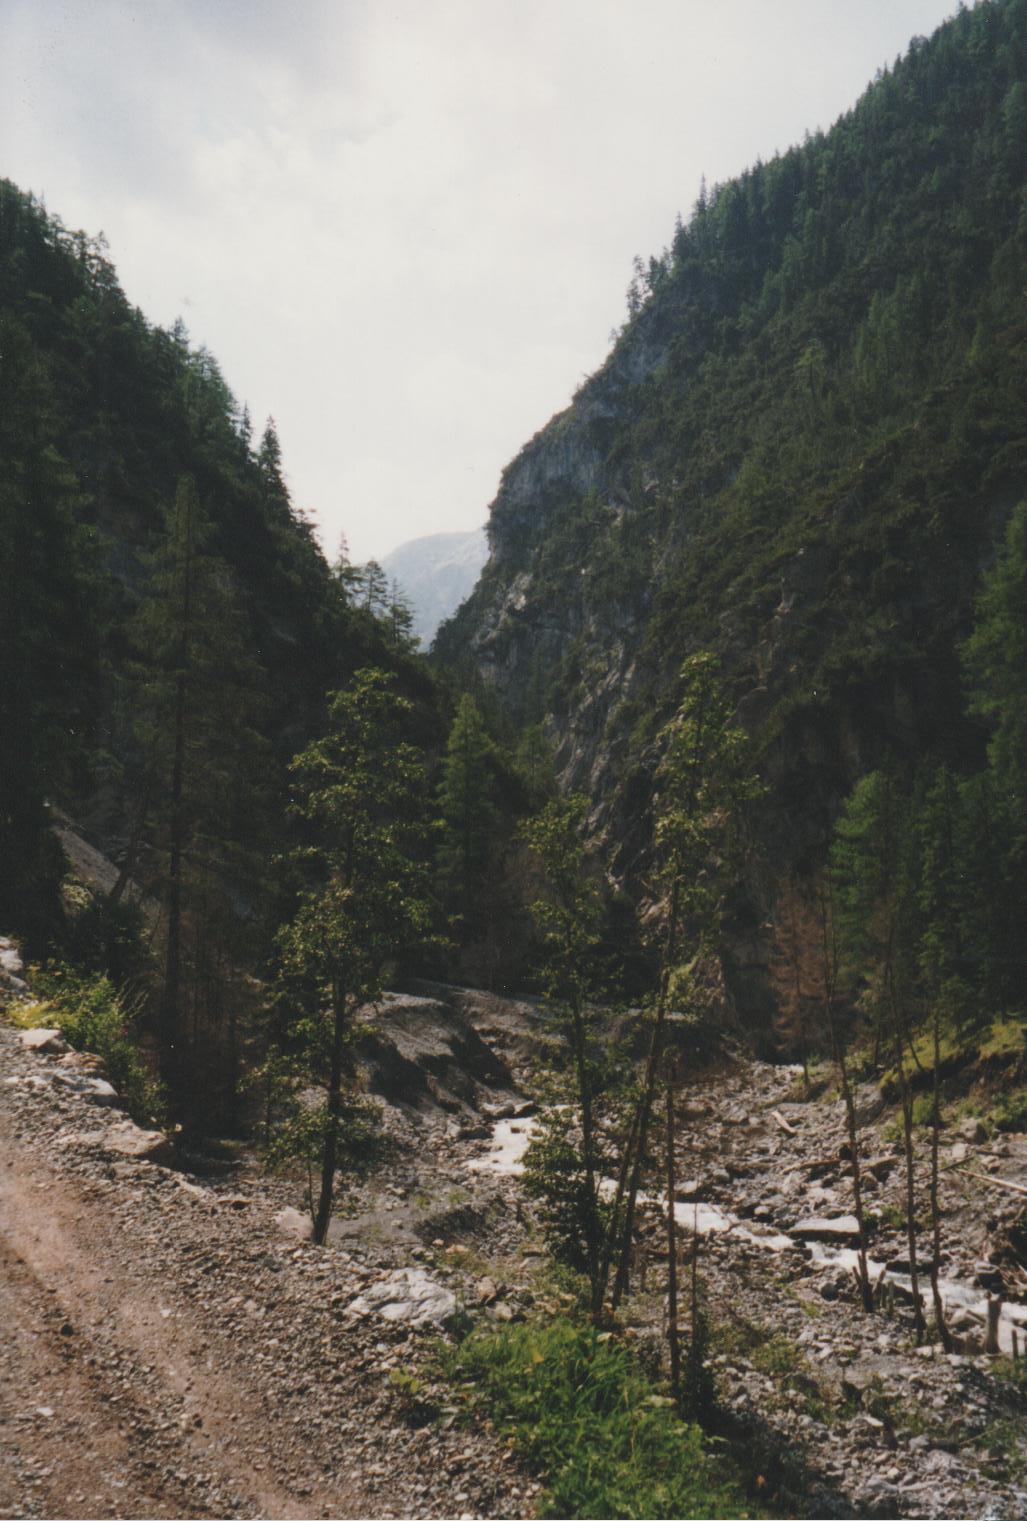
0 1115 362 1521
0 1017 533 1521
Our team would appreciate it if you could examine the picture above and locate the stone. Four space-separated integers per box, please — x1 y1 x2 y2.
57 1050 105 1072
348 1268 459 1329
52 1071 120 1104
104 1121 174 1162
789 1215 862 1243
19 1027 69 1054
852 1084 886 1126
274 1207 314 1242
175 1177 211 1202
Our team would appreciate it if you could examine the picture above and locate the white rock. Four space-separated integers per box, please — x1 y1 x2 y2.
18 1027 69 1053
348 1267 458 1328
789 1215 861 1243
52 1071 119 1104
274 1206 313 1241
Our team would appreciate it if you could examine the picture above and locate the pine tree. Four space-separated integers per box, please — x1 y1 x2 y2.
609 653 762 1317
437 695 498 933
130 475 270 1117
276 669 433 1244
0 314 99 942
520 794 610 1314
830 770 926 1337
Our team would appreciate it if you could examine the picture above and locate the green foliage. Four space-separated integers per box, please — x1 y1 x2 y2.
438 3 1027 1031
519 795 624 1301
275 668 437 1237
443 1320 748 1519
521 1107 613 1276
278 668 436 1003
27 963 166 1126
650 654 764 970
0 312 100 944
436 694 499 932
264 1091 384 1193
990 1087 1027 1134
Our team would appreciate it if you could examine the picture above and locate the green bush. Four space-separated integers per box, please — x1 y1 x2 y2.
28 963 166 1126
442 1319 749 1519
991 1088 1027 1134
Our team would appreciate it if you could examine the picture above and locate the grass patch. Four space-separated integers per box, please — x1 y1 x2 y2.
15 963 166 1126
440 1318 755 1519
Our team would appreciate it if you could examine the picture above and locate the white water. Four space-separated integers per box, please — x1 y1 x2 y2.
468 1110 1027 1353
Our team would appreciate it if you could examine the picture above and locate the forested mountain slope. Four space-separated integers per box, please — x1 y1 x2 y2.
0 175 438 944
437 0 1027 912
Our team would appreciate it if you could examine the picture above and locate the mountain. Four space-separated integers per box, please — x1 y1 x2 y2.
382 527 488 647
437 0 1027 932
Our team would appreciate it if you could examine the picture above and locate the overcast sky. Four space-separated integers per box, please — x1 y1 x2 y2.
3 0 960 562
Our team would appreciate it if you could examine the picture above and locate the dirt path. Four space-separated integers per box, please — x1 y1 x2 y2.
0 1016 531 1521
0 1117 359 1521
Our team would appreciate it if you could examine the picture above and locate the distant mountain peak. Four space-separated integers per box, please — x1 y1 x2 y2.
382 527 488 647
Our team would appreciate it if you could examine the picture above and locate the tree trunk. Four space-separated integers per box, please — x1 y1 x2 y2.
570 994 602 1319
820 880 873 1310
314 980 346 1246
929 1003 953 1349
611 882 681 1308
162 485 195 1092
665 1067 681 1405
890 965 926 1340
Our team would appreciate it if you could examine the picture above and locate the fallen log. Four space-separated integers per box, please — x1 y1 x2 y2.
961 1169 1027 1198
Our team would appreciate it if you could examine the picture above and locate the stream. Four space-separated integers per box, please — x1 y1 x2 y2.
468 1113 1027 1354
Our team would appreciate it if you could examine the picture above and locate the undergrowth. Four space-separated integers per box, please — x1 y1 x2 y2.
15 963 166 1126
439 1318 755 1519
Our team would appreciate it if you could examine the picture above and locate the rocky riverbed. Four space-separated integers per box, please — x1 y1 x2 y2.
2 938 1026 1519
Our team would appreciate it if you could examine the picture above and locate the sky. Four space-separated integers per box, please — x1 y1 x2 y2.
2 0 961 563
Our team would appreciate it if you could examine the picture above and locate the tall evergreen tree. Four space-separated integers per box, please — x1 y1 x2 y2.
0 314 99 943
437 695 498 933
130 475 270 1115
277 669 434 1244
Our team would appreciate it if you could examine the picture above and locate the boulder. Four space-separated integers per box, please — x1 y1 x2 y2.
348 1267 459 1328
52 1071 119 1105
274 1206 313 1242
852 1084 886 1126
18 1027 69 1054
103 1121 173 1162
789 1214 862 1243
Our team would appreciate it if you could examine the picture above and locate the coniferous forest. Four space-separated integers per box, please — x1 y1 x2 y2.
3 4 1027 1518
